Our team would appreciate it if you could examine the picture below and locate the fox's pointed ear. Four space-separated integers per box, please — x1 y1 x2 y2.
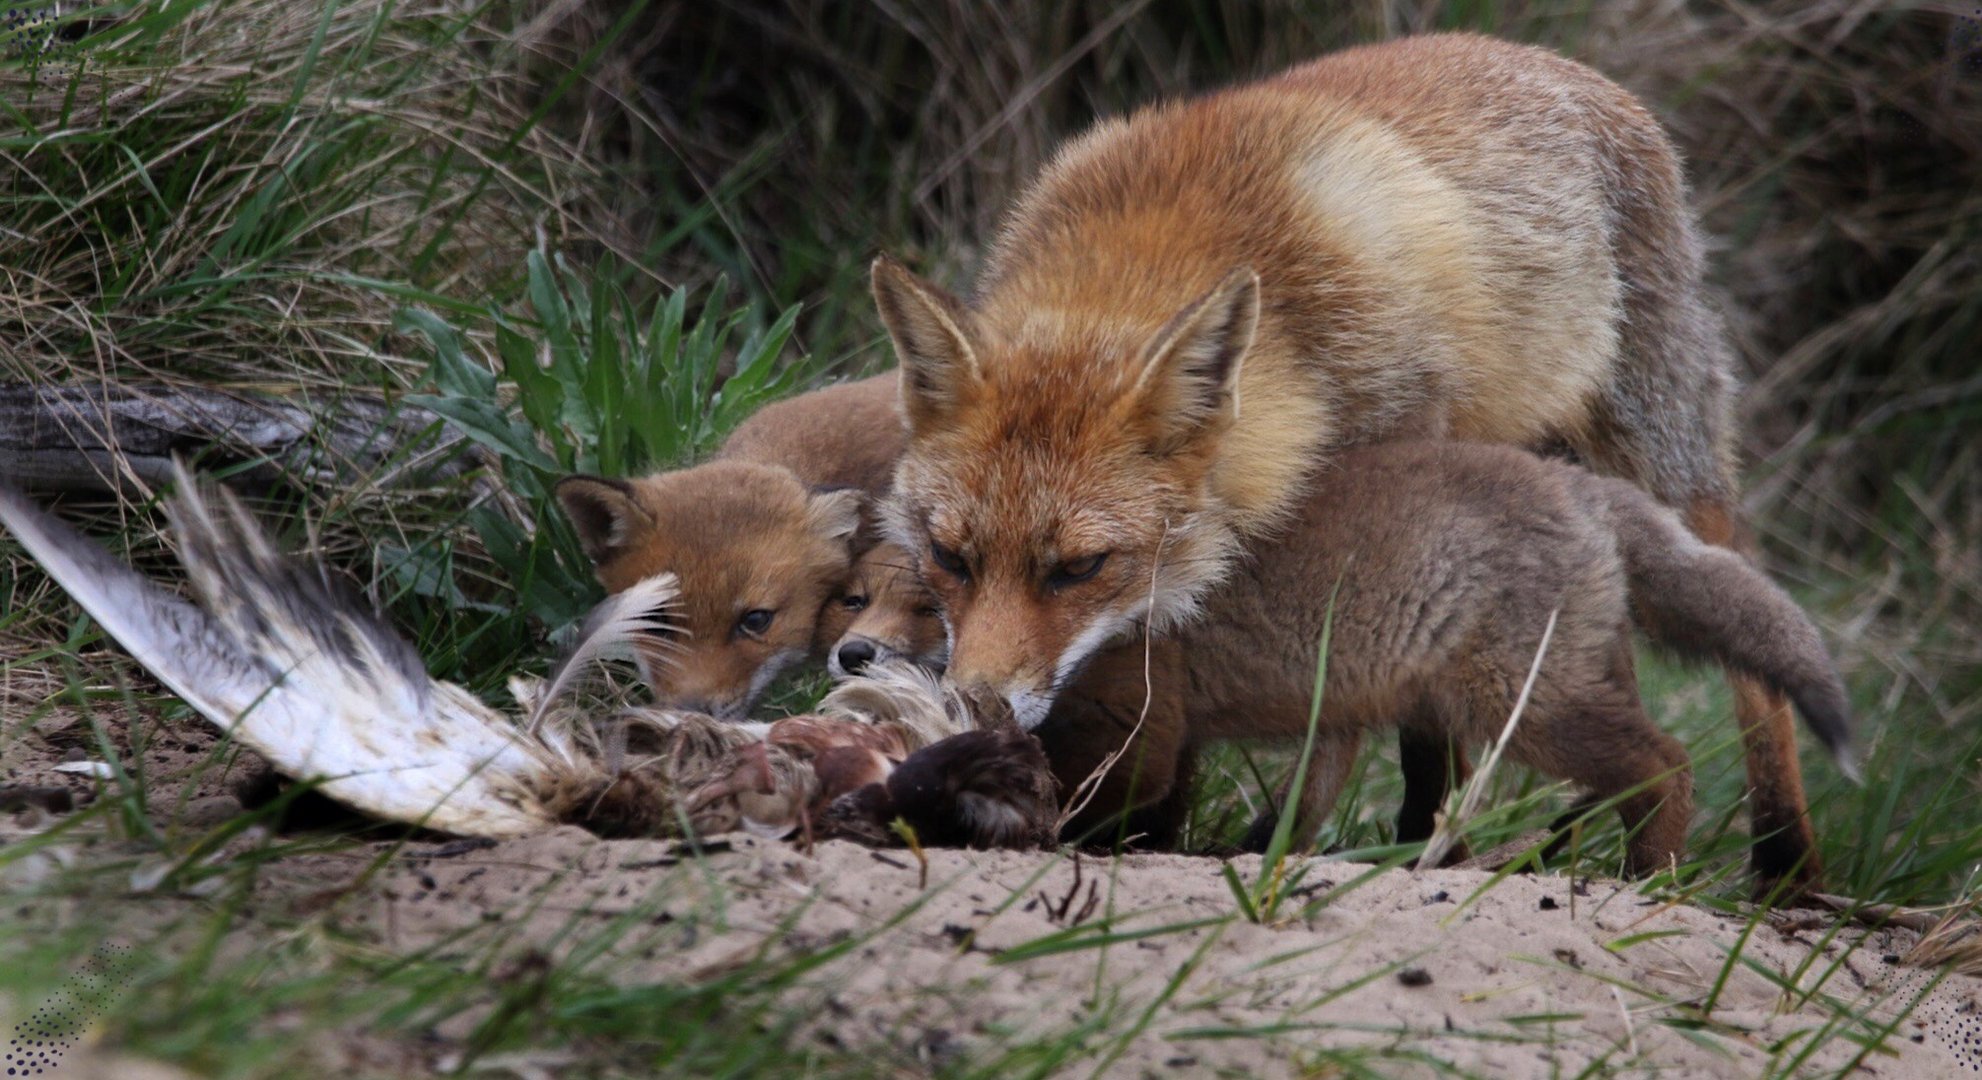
1129 267 1259 454
806 486 864 544
871 255 980 434
555 476 653 566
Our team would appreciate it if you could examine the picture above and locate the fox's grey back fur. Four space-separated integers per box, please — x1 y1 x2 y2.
1178 440 1855 859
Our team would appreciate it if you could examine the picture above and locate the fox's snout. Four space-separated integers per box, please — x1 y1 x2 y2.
827 634 950 681
837 637 876 673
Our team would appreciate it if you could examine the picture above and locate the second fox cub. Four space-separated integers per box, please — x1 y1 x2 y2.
817 541 949 680
1140 439 1854 872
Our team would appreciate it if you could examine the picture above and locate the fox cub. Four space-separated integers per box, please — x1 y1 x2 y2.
555 374 901 718
868 33 1827 884
1151 440 1854 873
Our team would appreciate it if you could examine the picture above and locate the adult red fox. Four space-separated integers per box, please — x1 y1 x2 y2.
869 33 1832 885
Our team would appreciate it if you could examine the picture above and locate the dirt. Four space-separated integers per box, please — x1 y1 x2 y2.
1 700 268 824
233 829 1969 1077
5 712 1979 1076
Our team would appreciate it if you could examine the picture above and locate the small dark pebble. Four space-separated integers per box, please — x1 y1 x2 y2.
1397 967 1434 987
918 1028 960 1066
179 794 244 828
1166 1056 1199 1068
1429 890 1450 903
1884 954 1902 964
1538 896 1560 911
0 785 74 815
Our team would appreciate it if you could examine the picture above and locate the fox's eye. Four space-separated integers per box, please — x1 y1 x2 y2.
929 540 970 581
1047 553 1108 589
915 605 942 619
840 594 869 612
736 609 775 637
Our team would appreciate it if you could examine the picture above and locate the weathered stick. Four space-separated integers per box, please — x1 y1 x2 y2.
0 382 480 494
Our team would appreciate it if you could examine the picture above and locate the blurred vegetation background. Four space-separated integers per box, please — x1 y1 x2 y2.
0 2 1978 1072
1 0 1977 891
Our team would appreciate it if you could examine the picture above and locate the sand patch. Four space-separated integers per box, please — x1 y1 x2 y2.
246 829 1976 1076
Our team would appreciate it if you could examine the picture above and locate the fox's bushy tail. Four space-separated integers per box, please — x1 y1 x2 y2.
1585 475 1858 780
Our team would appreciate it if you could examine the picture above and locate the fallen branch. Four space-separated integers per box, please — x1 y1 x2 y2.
0 382 481 495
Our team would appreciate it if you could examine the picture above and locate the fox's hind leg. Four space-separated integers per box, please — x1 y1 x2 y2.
1573 401 1819 888
1561 121 1821 891
1514 692 1695 880
1682 500 1823 890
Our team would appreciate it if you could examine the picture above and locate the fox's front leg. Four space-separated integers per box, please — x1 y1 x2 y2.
1396 729 1473 865
1034 638 1191 848
1239 731 1365 854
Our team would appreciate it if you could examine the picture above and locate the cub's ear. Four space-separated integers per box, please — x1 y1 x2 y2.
555 475 652 566
806 486 865 544
1129 267 1259 455
871 254 980 435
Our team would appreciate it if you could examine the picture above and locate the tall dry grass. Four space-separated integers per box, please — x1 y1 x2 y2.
0 0 634 393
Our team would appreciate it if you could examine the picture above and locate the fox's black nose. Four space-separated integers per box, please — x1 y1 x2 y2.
837 639 877 674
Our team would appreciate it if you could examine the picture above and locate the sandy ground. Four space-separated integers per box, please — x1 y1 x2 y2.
232 828 1973 1078
7 710 1981 1077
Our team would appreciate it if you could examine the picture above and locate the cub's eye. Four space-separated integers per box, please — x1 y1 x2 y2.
929 540 970 581
915 605 942 619
736 609 775 637
839 594 869 612
1047 553 1108 589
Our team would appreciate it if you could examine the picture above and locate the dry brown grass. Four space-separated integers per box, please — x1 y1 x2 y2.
0 0 632 394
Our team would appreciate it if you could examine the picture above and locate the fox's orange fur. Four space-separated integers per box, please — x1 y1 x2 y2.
713 374 904 495
874 33 1829 885
556 373 903 717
